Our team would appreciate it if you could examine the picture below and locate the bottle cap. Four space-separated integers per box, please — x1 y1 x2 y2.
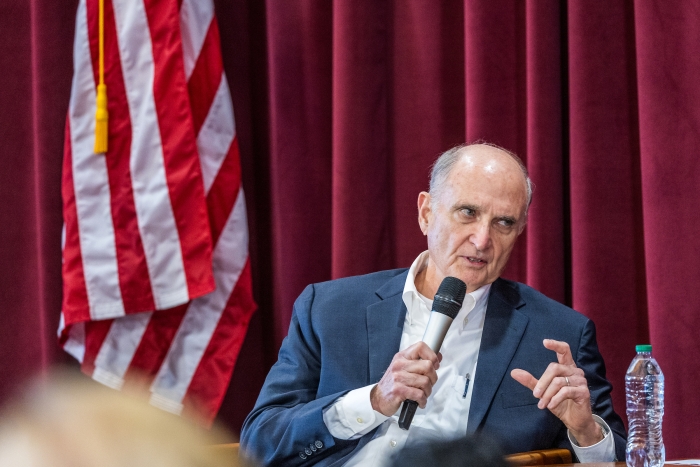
636 344 652 352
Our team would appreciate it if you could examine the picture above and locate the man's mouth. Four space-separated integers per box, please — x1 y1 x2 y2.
466 256 487 265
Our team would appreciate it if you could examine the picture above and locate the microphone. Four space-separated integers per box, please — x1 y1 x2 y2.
398 276 467 430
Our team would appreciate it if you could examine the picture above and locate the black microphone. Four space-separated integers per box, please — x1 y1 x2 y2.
398 276 467 430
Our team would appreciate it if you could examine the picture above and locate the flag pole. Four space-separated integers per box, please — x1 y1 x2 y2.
94 0 108 154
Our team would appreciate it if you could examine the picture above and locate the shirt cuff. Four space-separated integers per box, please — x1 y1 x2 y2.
568 414 616 463
322 385 389 440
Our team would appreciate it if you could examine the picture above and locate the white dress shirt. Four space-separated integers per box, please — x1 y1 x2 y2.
322 251 615 466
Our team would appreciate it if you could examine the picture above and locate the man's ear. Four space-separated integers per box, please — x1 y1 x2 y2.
417 192 431 235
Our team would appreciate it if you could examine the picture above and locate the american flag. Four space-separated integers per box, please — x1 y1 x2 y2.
59 0 256 425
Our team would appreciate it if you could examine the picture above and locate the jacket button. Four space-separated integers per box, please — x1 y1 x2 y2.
299 452 307 460
309 443 317 452
305 448 312 456
315 440 323 449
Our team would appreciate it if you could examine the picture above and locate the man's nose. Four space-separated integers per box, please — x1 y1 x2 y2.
469 222 491 251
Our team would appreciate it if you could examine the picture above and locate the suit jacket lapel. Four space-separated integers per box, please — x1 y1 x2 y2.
467 278 529 433
367 271 408 383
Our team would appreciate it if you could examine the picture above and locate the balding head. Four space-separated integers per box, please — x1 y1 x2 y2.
429 143 532 221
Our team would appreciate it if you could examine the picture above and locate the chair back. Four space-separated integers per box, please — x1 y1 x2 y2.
505 448 572 465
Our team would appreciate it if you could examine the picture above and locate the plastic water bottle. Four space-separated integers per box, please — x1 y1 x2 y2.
625 344 665 467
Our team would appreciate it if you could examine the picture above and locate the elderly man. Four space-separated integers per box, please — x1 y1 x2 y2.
241 143 626 466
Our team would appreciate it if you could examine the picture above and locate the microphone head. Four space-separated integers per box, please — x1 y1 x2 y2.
432 277 467 319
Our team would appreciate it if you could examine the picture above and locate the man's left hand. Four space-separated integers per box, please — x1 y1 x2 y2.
510 339 603 447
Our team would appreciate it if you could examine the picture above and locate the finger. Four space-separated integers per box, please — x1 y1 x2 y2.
511 369 538 391
538 369 587 408
538 375 569 409
395 371 432 393
562 367 586 386
396 373 433 408
401 360 439 385
533 361 571 398
543 339 575 366
409 373 434 399
547 385 589 411
405 386 429 408
404 342 440 369
414 342 440 368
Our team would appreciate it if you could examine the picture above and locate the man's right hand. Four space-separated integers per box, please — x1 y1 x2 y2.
369 342 441 416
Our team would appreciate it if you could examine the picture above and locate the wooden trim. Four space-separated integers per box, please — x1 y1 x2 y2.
506 448 572 465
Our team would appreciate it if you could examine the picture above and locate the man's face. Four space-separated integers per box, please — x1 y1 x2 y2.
418 147 528 293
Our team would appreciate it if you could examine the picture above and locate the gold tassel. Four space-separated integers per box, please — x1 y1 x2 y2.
94 84 108 153
94 0 108 154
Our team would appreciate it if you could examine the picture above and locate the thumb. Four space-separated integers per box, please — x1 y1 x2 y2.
511 369 538 391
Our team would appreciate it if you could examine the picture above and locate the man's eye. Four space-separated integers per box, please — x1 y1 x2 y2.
461 208 475 217
497 218 515 228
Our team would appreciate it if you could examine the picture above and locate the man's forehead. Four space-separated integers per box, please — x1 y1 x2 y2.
437 149 528 215
455 145 522 173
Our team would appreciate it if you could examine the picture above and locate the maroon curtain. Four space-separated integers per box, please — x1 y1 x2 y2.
0 0 76 398
1 0 698 458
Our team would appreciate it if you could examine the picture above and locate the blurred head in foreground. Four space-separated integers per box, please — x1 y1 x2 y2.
389 435 509 467
0 372 247 467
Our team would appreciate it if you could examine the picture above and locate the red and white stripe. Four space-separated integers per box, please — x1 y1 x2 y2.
60 0 256 425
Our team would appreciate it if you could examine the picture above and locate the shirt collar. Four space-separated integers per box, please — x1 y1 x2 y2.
402 251 492 324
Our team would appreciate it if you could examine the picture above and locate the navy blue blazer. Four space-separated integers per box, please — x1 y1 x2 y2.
241 269 626 466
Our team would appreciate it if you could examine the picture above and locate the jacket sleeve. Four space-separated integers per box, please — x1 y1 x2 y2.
575 319 627 461
240 284 363 467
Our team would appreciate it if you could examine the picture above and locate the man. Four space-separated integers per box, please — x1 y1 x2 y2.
241 143 626 466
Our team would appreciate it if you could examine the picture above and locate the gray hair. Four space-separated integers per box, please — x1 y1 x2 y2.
429 142 534 214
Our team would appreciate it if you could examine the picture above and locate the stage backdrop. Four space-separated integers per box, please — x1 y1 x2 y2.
1 0 698 458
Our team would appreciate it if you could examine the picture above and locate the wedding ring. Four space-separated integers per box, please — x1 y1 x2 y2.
565 376 570 386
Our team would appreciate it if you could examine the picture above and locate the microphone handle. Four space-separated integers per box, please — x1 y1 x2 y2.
421 312 454 350
397 312 454 430
398 399 418 430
